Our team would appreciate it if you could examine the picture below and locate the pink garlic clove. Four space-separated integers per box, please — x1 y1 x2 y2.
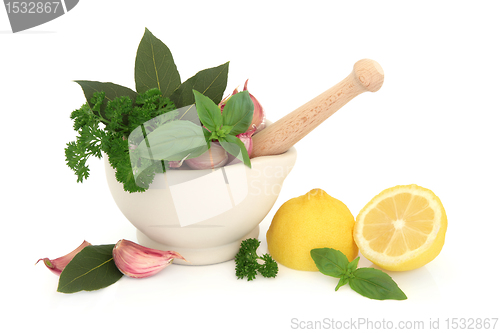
185 143 228 170
169 160 183 168
168 153 191 169
113 239 187 278
237 126 256 156
36 240 91 276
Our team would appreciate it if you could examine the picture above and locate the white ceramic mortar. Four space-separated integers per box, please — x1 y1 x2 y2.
105 144 296 265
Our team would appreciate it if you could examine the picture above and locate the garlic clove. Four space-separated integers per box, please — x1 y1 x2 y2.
168 160 183 168
240 125 256 153
113 239 186 278
36 240 91 275
185 143 228 170
168 153 191 169
237 131 254 157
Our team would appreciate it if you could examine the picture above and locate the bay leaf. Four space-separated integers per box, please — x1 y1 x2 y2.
74 80 137 118
135 28 181 98
169 62 229 109
57 244 123 293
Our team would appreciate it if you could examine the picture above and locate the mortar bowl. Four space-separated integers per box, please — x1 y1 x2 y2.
105 145 296 265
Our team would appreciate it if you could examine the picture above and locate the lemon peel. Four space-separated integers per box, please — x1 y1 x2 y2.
266 189 358 271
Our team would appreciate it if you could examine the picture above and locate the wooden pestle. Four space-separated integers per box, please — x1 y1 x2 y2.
250 59 384 158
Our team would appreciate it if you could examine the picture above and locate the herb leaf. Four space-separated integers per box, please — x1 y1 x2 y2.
134 28 181 97
66 89 176 193
349 268 407 300
335 275 350 291
219 134 251 168
136 119 208 161
74 80 137 120
65 96 107 183
235 238 278 281
191 89 252 168
310 248 349 278
310 248 407 300
347 256 360 271
193 89 223 132
169 62 229 108
222 91 254 136
57 245 123 293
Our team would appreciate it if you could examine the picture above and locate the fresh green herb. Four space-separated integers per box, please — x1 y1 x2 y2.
135 118 209 162
221 89 254 136
235 238 278 281
170 62 229 109
66 28 230 192
65 89 175 193
74 80 138 118
310 248 407 300
193 90 224 133
219 135 251 167
57 245 123 293
135 28 181 98
193 89 253 167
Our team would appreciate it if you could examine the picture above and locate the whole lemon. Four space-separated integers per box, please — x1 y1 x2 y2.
266 189 358 271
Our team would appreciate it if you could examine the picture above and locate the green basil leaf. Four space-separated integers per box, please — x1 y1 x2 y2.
136 119 208 161
57 245 123 293
335 275 349 291
169 62 229 108
222 91 254 135
221 125 233 135
349 268 407 300
134 28 181 97
347 257 360 271
203 127 212 148
219 134 251 168
193 90 223 132
74 80 137 119
310 248 349 278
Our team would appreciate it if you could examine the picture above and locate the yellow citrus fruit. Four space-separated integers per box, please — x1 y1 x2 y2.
354 184 447 271
266 189 358 271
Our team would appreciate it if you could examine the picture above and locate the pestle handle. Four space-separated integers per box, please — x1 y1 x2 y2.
250 59 384 158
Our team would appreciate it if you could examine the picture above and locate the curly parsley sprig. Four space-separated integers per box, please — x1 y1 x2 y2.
65 89 176 193
235 238 278 281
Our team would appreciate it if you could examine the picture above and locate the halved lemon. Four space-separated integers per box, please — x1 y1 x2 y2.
354 184 447 271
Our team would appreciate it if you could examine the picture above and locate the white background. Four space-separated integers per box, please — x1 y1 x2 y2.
2 1 499 332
